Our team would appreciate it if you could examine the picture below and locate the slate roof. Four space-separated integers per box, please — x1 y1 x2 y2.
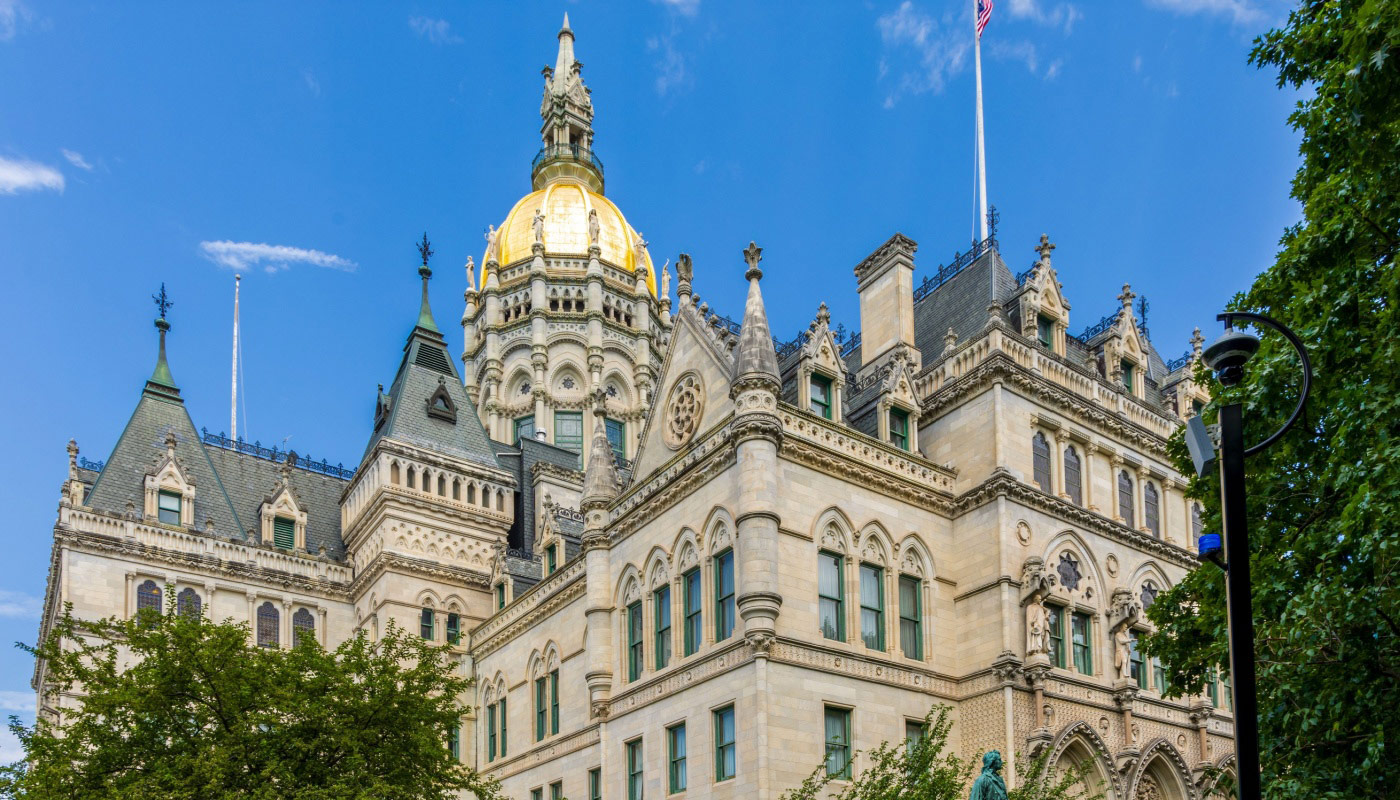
204 446 347 560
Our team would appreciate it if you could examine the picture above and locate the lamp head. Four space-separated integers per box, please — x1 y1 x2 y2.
1202 327 1259 387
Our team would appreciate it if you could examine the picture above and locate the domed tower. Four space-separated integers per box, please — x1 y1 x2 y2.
462 15 671 469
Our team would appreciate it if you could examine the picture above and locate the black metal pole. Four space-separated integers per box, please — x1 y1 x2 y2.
1219 401 1262 800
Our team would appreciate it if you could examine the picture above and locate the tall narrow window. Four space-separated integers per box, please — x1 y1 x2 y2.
554 411 584 465
905 719 926 753
535 675 547 741
420 608 434 640
714 549 735 641
272 516 296 549
514 415 534 444
546 543 558 575
588 768 601 800
1071 611 1092 674
714 704 736 781
496 582 507 610
157 490 182 525
449 723 460 762
549 669 559 735
810 374 833 419
1191 503 1204 545
1144 482 1161 537
654 585 672 670
136 580 162 617
487 703 497 762
1118 470 1135 524
818 551 845 641
627 600 644 681
824 706 852 779
446 613 461 645
256 601 279 648
606 418 626 461
898 575 922 659
498 698 507 758
626 738 644 800
1121 360 1135 392
176 587 200 618
859 564 884 651
1038 314 1055 349
292 608 315 646
889 408 910 451
667 722 687 793
1063 445 1082 506
1153 655 1167 693
1221 670 1233 710
531 789 542 800
683 567 702 656
1047 605 1066 668
1129 630 1147 688
1032 432 1052 493
1207 667 1219 706
550 782 563 800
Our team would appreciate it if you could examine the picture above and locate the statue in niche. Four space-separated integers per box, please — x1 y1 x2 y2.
1026 599 1050 657
587 208 600 245
532 208 546 244
1114 625 1133 681
968 751 1007 800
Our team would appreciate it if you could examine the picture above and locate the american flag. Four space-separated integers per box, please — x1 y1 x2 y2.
976 0 993 38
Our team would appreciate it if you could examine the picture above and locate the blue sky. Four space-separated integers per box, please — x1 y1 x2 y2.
0 0 1299 755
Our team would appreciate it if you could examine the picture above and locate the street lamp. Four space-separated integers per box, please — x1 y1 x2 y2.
1185 312 1312 800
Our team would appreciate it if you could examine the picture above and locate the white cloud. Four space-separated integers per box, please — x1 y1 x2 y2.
1004 0 1082 34
198 241 357 275
651 0 700 15
0 589 41 618
0 156 63 194
647 34 688 96
1143 0 1268 26
0 728 22 763
0 691 32 714
61 149 92 171
1045 58 1063 80
408 16 462 45
0 0 32 42
876 1 971 107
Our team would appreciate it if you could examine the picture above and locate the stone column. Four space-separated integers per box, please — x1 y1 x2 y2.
1084 442 1099 512
1053 431 1069 498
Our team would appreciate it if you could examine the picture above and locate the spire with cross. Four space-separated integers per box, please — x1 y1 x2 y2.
152 283 173 321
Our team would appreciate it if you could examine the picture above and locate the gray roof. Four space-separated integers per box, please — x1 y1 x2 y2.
204 446 348 560
911 249 1017 357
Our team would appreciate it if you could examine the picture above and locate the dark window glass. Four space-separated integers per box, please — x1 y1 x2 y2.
1130 630 1147 688
889 408 910 451
859 564 884 650
1063 446 1082 506
606 418 625 461
176 587 200 619
714 549 735 641
1032 432 1052 493
899 575 922 659
447 612 460 645
1192 503 1204 545
824 706 851 779
1071 612 1092 674
626 738 644 800
256 601 278 648
668 722 687 793
292 608 315 646
1121 360 1135 391
157 490 182 525
1144 482 1161 537
136 580 162 618
714 705 736 781
1038 314 1055 348
810 374 833 419
589 768 601 800
420 608 434 640
818 551 844 641
683 568 702 656
535 676 547 741
554 411 584 465
487 703 497 761
550 669 559 735
498 699 507 757
514 415 534 444
550 782 562 800
1057 552 1082 591
1047 605 1066 668
654 585 671 670
905 719 925 753
1118 471 1135 524
627 601 644 681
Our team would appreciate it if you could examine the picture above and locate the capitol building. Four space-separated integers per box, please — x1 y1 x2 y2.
35 17 1235 800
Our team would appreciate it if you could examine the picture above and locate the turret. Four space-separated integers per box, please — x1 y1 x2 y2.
580 389 618 716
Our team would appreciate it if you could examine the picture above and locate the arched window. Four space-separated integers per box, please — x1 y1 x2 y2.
1063 445 1082 506
1056 552 1082 592
390 462 401 485
256 601 279 648
1118 470 1135 524
1191 503 1203 544
438 475 447 496
452 479 460 501
136 580 162 616
1031 432 1052 493
176 587 201 619
1144 482 1161 537
293 608 315 646
406 467 416 490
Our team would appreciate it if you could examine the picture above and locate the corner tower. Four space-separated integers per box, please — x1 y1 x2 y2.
463 15 672 475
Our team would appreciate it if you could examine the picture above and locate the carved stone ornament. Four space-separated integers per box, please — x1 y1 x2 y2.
663 372 705 449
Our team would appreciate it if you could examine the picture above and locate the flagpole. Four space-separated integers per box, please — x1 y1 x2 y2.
973 0 988 242
231 273 240 440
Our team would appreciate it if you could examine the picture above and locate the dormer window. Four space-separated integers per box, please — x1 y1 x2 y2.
1037 314 1055 349
157 490 182 525
1121 360 1135 392
810 374 833 420
273 516 296 549
546 542 558 575
889 408 910 451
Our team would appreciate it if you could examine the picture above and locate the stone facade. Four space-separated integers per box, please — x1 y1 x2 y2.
33 16 1232 800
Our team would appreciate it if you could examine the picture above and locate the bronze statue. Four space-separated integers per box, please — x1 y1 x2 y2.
969 750 1007 800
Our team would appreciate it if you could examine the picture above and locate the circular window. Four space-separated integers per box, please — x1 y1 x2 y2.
663 373 705 450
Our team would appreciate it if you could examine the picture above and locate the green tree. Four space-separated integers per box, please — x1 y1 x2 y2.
779 706 1103 800
1142 2 1400 799
1 601 501 800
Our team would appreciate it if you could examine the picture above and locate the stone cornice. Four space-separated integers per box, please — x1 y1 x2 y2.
365 438 517 489
768 637 959 698
953 470 1198 569
468 557 587 657
349 550 491 599
530 461 584 485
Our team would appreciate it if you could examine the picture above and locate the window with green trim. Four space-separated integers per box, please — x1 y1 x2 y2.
498 698 507 757
898 575 921 659
534 676 548 741
859 564 884 650
1207 667 1220 706
157 490 181 525
486 703 497 761
1130 630 1147 688
1071 611 1093 674
446 613 460 645
626 738 644 800
889 408 910 451
550 781 563 800
606 418 625 461
905 719 925 753
514 415 535 444
1121 360 1135 392
824 706 852 779
683 568 702 656
810 374 833 419
714 549 735 641
654 585 671 670
667 722 687 793
546 542 557 575
420 608 434 640
714 704 736 781
448 722 460 761
554 411 584 465
588 768 601 800
1153 655 1167 693
272 516 295 549
819 551 845 641
1047 605 1066 668
496 582 507 610
1038 314 1055 348
549 669 559 735
627 600 644 682
531 789 542 800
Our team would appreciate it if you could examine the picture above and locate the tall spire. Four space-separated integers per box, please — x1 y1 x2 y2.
581 389 619 509
415 232 440 333
536 15 600 192
731 242 780 390
554 13 576 85
145 283 181 401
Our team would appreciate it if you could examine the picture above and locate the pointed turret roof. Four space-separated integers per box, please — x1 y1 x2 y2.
580 390 619 509
554 13 576 86
732 241 780 389
361 250 500 469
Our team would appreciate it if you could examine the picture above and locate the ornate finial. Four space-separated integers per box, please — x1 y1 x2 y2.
164 431 178 455
1191 327 1205 358
152 283 173 321
816 302 830 326
986 205 1000 242
1117 283 1136 311
1035 233 1055 264
944 327 958 353
417 232 434 269
1136 296 1150 339
591 386 608 416
742 241 763 281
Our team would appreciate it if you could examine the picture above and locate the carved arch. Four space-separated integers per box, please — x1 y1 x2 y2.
896 535 934 580
856 521 893 566
704 506 736 555
672 528 701 573
812 507 855 554
1131 739 1196 800
615 563 643 608
643 546 671 590
1048 720 1122 799
1042 529 1108 605
416 588 443 609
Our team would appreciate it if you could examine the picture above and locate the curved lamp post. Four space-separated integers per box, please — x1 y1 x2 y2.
1187 312 1312 800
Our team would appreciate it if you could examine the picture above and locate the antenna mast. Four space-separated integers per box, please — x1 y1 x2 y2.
231 274 240 440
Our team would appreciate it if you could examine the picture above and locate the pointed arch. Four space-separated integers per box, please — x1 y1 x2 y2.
856 521 893 566
704 506 736 555
416 588 443 609
1129 561 1174 608
615 563 644 608
896 535 934 580
1132 739 1195 800
1042 529 1108 605
1048 721 1121 799
643 546 671 591
812 507 855 555
672 528 701 574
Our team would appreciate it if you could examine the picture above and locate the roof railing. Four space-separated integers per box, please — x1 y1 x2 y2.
1165 351 1193 372
531 143 605 175
200 428 356 480
912 234 1000 304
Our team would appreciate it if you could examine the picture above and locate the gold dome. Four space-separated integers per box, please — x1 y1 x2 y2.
485 179 656 296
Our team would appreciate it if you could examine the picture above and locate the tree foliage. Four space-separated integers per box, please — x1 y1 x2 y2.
779 706 1103 800
0 602 501 800
1142 2 1400 798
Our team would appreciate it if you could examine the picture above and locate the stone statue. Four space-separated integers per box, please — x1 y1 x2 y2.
587 208 600 245
968 750 1007 800
1026 599 1050 657
1114 625 1133 680
633 232 649 263
532 208 546 244
484 224 500 263
660 259 670 299
465 256 476 291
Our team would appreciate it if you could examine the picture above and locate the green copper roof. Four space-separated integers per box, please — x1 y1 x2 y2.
416 267 440 333
148 318 177 389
